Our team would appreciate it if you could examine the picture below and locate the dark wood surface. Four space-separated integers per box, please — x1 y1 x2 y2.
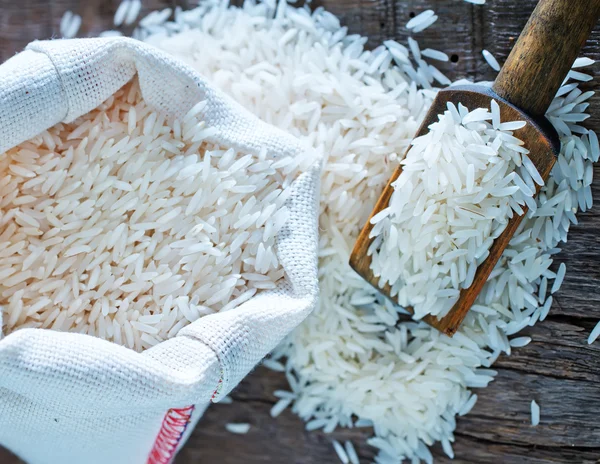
492 0 600 117
2 1 600 463
350 82 561 337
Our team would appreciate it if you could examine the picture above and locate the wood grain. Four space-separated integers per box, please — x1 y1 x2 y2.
351 0 600 336
1 1 600 463
493 0 600 117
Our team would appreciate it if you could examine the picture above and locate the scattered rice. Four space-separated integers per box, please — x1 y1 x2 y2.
60 11 82 39
124 0 142 26
225 423 251 434
406 10 438 33
573 57 595 68
345 441 359 464
588 320 600 344
369 102 534 319
262 358 286 372
509 336 531 347
114 0 142 27
421 48 449 62
458 393 478 416
333 440 349 464
551 262 566 293
1 78 306 351
136 1 596 460
482 49 501 71
531 400 540 426
46 0 598 460
270 398 292 417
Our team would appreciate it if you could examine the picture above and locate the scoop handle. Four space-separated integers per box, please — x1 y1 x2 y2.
492 0 600 118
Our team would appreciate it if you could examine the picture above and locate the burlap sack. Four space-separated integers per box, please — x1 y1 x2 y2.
0 37 320 464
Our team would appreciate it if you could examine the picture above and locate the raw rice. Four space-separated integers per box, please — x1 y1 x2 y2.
406 10 438 33
333 440 349 464
551 262 566 293
588 320 600 344
113 0 132 27
225 423 251 434
125 0 142 26
573 57 595 68
369 102 535 319
46 0 600 460
345 441 360 464
1 78 306 351
509 336 531 347
60 11 82 39
406 10 434 30
531 400 540 426
482 49 501 71
270 398 292 417
135 2 596 460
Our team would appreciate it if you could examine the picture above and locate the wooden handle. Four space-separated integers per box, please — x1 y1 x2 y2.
492 0 600 117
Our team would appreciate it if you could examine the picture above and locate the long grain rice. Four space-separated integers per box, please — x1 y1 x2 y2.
531 400 540 426
44 0 600 460
1 78 306 351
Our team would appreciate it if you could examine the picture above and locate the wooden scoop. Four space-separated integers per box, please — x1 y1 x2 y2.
350 0 600 336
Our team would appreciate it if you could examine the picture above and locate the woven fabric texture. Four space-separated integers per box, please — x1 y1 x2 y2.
0 37 320 464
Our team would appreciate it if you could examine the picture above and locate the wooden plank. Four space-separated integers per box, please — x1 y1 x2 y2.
2 1 600 464
173 365 600 464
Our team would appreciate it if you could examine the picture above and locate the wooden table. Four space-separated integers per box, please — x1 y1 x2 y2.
1 1 600 463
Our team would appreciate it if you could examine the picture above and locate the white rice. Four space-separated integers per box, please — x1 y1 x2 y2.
98 30 124 38
262 358 286 372
406 10 438 33
124 0 142 26
458 394 478 416
1 78 306 351
225 423 251 434
531 400 540 426
333 440 349 464
114 0 131 27
135 1 596 460
369 102 534 319
54 0 597 460
421 48 449 62
406 10 434 29
551 262 566 293
270 398 292 417
573 57 595 68
588 320 600 344
60 11 82 39
509 336 531 347
482 49 501 71
345 441 360 464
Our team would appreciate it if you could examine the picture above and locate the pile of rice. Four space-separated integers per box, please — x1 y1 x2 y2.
0 78 306 352
43 0 600 461
369 102 538 319
127 1 598 461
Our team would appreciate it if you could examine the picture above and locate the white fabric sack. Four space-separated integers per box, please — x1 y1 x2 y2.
0 37 320 464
